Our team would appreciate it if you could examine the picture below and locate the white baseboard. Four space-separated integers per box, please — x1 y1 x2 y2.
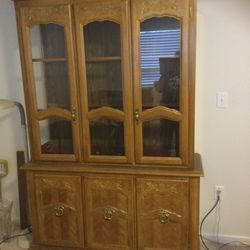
203 233 250 245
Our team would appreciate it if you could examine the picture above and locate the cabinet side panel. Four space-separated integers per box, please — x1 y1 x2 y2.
189 177 200 250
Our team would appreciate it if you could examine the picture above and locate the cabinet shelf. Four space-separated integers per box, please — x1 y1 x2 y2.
86 56 121 63
32 58 67 63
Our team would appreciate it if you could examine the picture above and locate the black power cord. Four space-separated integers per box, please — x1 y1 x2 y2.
0 228 32 245
219 241 250 249
200 194 220 250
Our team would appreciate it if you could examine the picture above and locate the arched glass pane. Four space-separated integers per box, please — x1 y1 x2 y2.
83 21 123 110
30 24 70 110
140 17 181 110
143 119 179 157
84 21 121 57
30 24 66 58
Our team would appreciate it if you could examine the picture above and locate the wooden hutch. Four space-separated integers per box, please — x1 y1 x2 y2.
13 0 203 249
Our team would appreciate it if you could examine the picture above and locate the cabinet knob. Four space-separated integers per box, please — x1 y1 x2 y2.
158 210 170 224
135 109 140 123
71 107 76 121
103 207 116 221
54 204 65 217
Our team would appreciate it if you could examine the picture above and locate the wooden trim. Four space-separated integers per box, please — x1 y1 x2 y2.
65 4 82 161
74 4 90 162
131 0 143 165
140 156 183 165
14 0 72 5
17 151 30 229
134 0 186 21
14 3 35 161
140 106 182 122
74 0 122 25
35 108 71 120
26 172 40 244
21 153 204 177
178 0 190 166
188 0 197 166
38 153 77 162
189 177 200 250
32 58 67 62
86 56 121 62
121 0 134 164
87 107 125 121
87 155 128 164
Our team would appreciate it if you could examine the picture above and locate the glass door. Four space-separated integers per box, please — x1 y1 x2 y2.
19 4 81 161
132 0 189 165
74 0 133 163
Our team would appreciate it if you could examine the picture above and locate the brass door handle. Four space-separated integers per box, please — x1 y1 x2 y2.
103 207 116 221
158 210 170 224
54 204 65 217
71 107 76 121
135 109 140 123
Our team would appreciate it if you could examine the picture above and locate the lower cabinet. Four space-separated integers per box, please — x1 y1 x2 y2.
28 171 200 250
137 178 189 250
85 176 135 250
33 174 84 248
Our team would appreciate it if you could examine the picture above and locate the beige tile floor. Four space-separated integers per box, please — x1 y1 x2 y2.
0 226 31 250
0 235 31 250
0 236 249 250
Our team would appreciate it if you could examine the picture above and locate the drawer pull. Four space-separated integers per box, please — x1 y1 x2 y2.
158 210 170 224
103 207 116 221
54 204 65 217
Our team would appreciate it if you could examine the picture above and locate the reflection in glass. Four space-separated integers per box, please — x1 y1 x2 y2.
86 62 123 110
90 119 124 156
39 119 73 154
84 21 121 57
140 17 181 110
30 24 66 58
143 119 179 157
30 24 70 110
33 62 70 110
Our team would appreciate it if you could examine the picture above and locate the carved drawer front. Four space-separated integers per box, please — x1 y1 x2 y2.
85 175 135 250
137 178 189 250
35 174 84 248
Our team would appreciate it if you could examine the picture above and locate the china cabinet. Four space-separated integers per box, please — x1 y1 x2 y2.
13 0 203 249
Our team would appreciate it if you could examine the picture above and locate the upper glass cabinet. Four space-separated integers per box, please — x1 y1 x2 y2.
132 0 190 165
19 4 81 161
75 0 133 163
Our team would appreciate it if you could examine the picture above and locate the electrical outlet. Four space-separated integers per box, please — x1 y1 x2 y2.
215 185 224 201
0 159 8 177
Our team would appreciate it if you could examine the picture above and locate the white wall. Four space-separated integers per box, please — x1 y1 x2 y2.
0 0 25 223
0 0 250 243
196 0 250 243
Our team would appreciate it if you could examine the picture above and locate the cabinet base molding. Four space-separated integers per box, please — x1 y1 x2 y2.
30 245 84 250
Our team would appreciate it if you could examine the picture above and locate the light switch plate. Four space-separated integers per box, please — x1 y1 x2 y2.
216 92 229 108
0 160 8 177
